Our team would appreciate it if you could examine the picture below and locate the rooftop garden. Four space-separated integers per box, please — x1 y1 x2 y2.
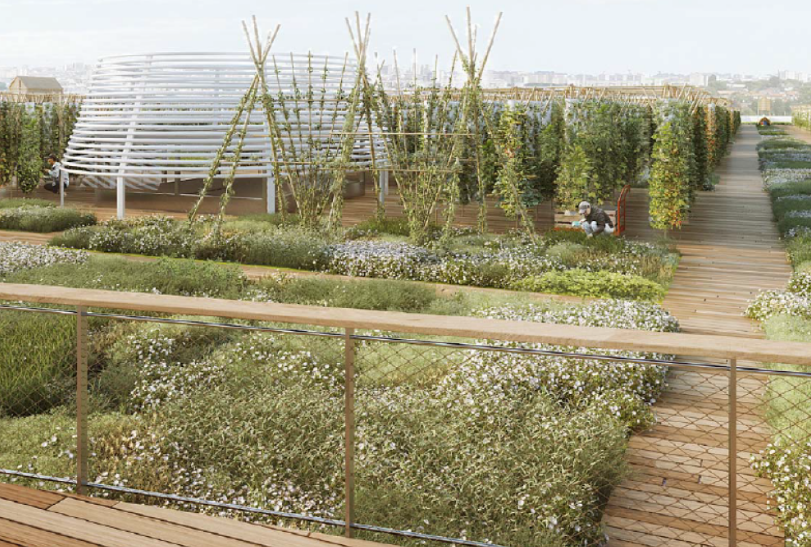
0 241 679 546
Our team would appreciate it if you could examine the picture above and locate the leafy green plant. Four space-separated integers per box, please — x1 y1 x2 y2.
0 206 96 233
5 255 247 299
0 198 55 209
648 107 692 231
252 275 438 312
513 269 666 301
492 104 538 239
0 310 76 417
16 111 42 193
554 143 592 212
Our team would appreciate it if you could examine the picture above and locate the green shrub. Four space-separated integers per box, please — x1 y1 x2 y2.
513 269 666 301
772 198 811 223
252 275 438 313
4 256 247 299
232 213 302 227
229 228 330 270
543 229 627 254
769 180 811 200
0 198 55 209
778 215 811 237
95 322 235 411
347 216 415 238
50 226 95 249
757 138 807 151
0 206 96 232
0 310 75 416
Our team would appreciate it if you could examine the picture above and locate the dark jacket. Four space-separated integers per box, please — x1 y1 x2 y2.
585 207 613 235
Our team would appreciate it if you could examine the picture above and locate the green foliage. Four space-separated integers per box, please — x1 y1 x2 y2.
230 227 331 270
532 101 566 202
0 198 55 209
554 143 592 211
492 105 537 237
4 255 247 299
0 101 78 189
0 103 24 186
252 275 438 313
0 205 96 232
52 216 677 299
235 213 302 227
347 216 414 238
619 110 648 185
691 107 710 196
369 74 463 245
0 310 75 417
789 235 811 268
512 269 666 301
648 108 692 230
16 112 42 193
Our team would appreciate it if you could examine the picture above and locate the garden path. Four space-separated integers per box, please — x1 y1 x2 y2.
602 125 792 546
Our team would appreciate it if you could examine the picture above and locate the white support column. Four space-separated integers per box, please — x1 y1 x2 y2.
59 171 68 208
116 176 126 219
266 175 276 214
378 170 389 204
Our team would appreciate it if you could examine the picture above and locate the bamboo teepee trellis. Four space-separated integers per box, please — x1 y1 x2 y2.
190 16 371 231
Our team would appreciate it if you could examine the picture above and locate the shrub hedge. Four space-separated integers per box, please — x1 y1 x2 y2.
0 205 96 233
512 269 666 301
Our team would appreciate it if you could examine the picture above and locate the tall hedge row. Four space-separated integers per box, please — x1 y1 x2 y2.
0 101 80 190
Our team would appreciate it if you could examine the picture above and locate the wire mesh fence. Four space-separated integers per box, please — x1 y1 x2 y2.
0 294 810 547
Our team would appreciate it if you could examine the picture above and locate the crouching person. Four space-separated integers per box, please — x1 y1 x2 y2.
577 201 614 238
43 154 66 194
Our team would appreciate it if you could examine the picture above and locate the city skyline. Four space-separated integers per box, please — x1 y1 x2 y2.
1 0 810 76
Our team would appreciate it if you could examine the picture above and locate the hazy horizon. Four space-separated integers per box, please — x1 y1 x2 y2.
0 0 805 76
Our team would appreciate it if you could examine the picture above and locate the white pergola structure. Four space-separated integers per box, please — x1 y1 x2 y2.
62 52 382 219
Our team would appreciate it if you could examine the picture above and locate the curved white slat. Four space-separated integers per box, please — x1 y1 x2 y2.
63 52 382 190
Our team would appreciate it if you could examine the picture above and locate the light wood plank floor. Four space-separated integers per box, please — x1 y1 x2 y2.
0 482 392 547
602 125 791 546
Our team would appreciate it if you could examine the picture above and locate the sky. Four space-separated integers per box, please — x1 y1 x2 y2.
0 0 807 75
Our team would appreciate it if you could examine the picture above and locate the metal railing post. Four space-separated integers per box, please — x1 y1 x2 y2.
344 328 356 538
728 358 737 547
76 306 89 496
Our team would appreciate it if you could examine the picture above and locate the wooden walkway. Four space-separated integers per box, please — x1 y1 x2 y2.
602 125 792 546
0 482 390 547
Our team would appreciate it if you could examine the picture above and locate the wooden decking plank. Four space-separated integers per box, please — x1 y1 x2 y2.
0 483 65 510
606 505 782 545
115 502 391 547
49 498 258 547
0 517 104 547
0 498 181 547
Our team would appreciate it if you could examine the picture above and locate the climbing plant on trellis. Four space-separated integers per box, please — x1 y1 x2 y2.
190 17 367 235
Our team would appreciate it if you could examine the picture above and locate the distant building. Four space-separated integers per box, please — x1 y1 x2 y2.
758 97 772 115
7 76 63 96
689 73 709 87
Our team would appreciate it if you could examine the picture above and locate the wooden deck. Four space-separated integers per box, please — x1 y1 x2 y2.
602 125 792 546
0 482 391 547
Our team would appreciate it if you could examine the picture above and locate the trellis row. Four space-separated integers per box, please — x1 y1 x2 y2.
59 45 734 224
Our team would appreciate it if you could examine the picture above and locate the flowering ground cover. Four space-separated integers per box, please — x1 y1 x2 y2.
746 134 811 545
0 244 680 546
50 215 678 301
